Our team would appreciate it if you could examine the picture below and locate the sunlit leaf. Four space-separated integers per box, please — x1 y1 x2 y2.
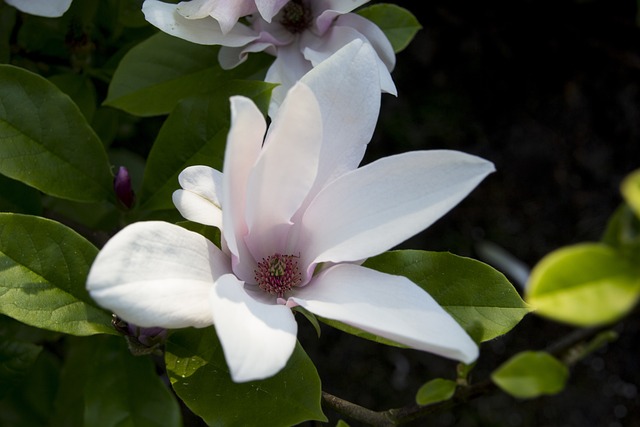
139 83 274 211
0 213 116 335
357 3 422 53
621 168 640 218
165 327 327 427
526 243 640 326
364 250 531 342
602 203 640 264
491 351 568 399
0 65 113 203
105 32 273 116
415 378 456 406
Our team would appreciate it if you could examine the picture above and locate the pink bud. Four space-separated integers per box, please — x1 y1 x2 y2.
114 166 135 209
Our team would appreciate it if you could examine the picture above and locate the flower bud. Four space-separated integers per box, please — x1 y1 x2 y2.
114 166 135 209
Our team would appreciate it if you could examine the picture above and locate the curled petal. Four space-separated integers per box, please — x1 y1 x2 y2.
87 222 230 328
210 274 298 382
255 0 289 22
143 0 257 46
289 263 478 363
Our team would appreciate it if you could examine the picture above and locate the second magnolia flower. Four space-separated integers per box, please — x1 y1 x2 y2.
86 41 495 382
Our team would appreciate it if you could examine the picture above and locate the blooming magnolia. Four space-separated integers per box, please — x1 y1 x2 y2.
142 0 396 114
87 41 494 382
5 0 72 17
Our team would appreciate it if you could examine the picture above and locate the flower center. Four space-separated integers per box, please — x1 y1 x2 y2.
279 0 312 34
254 254 302 297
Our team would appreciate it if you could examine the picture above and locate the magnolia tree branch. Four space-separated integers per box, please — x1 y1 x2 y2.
322 323 617 426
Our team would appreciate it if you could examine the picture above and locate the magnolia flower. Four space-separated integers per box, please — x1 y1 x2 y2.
5 0 72 17
87 41 494 382
142 0 396 113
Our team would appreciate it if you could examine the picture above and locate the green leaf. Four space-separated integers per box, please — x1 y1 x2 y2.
0 65 113 203
0 349 61 427
357 4 422 53
602 203 640 264
621 168 640 218
0 338 43 398
105 32 273 116
0 174 42 215
364 250 531 342
0 4 16 63
51 335 182 427
49 73 97 122
415 378 457 406
491 351 568 399
139 82 274 211
0 213 116 335
165 327 327 427
526 243 640 326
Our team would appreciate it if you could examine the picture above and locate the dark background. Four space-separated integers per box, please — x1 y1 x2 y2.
297 0 640 426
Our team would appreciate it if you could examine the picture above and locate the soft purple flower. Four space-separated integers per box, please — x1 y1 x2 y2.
142 0 396 114
5 0 72 17
87 42 494 382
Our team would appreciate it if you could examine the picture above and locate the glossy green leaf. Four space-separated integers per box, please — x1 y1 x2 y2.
357 3 422 53
0 213 116 335
415 378 456 406
621 168 640 218
165 327 327 427
491 351 568 399
526 243 640 326
105 32 273 116
0 65 113 203
364 250 531 342
139 82 274 211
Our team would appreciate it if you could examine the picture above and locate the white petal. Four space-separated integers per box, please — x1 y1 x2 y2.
266 44 313 117
244 83 322 260
255 0 289 22
222 96 266 280
334 13 395 71
143 0 257 46
302 150 495 265
176 0 216 19
87 221 230 328
297 40 380 199
208 1 258 34
6 0 72 17
172 165 224 227
289 264 478 363
318 0 370 15
210 274 298 382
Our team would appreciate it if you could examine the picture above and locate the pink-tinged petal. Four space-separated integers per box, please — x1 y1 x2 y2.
223 96 267 280
143 0 257 46
266 44 313 117
318 0 370 15
302 150 495 265
297 40 380 198
87 221 230 329
244 83 322 260
255 0 289 22
210 274 298 382
289 264 478 363
6 0 72 17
